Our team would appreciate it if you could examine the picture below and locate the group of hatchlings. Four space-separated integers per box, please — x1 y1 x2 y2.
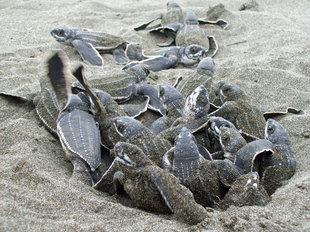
2 1 300 225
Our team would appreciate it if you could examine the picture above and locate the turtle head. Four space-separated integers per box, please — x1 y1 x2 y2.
158 84 184 110
219 127 247 157
209 117 237 140
184 10 199 25
218 81 245 103
265 119 291 148
184 44 206 61
196 57 215 76
112 116 148 140
114 142 153 175
50 27 74 43
183 85 210 120
167 1 181 10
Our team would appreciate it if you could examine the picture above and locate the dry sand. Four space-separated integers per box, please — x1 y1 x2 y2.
1 0 310 231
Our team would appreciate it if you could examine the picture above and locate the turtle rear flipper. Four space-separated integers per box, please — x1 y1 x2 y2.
72 40 103 66
198 18 229 29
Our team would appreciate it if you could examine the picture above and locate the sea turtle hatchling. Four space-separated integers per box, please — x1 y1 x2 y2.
50 27 143 66
174 57 216 100
172 10 219 57
149 84 185 134
125 44 207 72
208 81 266 139
72 64 166 116
261 119 296 195
112 141 207 225
159 85 211 144
47 51 102 185
134 2 227 49
71 65 172 166
220 172 271 209
163 127 240 207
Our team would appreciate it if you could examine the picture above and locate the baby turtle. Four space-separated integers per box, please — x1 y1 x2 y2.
163 127 206 184
47 51 102 185
72 67 172 166
72 65 166 116
51 27 143 66
220 172 271 209
150 84 184 134
174 10 218 57
261 119 296 195
175 57 216 100
135 2 227 50
159 85 211 149
134 1 184 32
209 81 266 138
113 141 207 225
125 44 206 72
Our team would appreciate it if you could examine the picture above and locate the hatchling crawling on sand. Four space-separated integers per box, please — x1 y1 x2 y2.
135 1 227 52
50 27 143 66
112 141 207 225
47 52 102 185
125 44 207 72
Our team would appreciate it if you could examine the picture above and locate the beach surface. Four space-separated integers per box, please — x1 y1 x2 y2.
1 0 310 231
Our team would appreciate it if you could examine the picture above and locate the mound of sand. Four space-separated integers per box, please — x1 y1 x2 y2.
1 0 310 231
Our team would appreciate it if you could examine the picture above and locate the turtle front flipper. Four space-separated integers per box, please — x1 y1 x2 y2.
262 107 302 120
134 14 162 31
0 92 34 103
205 35 218 57
72 39 103 66
140 55 178 72
146 166 207 225
47 51 72 111
119 95 149 118
198 18 229 29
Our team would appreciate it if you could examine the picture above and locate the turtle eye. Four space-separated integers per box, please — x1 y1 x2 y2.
190 47 197 53
267 125 274 134
58 30 64 36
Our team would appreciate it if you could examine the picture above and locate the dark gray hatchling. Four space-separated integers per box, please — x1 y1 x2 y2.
163 127 240 207
150 84 185 134
112 141 207 225
47 51 101 185
208 81 266 139
262 119 296 195
175 57 216 101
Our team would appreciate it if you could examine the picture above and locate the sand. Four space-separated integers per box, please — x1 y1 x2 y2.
1 0 310 231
